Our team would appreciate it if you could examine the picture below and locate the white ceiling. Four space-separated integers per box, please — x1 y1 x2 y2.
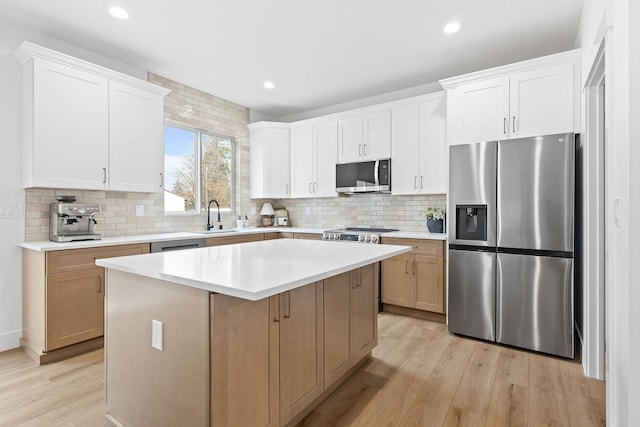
0 0 583 119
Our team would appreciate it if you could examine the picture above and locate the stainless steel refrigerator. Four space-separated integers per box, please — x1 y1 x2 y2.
448 133 574 358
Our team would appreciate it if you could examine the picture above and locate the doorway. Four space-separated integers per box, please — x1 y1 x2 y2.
582 41 607 380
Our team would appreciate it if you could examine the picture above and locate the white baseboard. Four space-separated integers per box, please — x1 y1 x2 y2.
0 329 22 353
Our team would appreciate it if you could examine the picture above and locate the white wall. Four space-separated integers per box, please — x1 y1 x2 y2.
578 0 639 425
0 55 24 352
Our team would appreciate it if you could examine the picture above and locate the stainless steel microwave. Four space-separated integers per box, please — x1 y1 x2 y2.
336 159 391 194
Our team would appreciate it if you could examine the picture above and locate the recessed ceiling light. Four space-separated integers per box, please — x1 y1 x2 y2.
444 21 461 34
109 7 129 20
263 81 275 89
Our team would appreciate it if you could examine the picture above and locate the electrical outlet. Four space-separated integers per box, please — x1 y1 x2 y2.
305 206 311 214
251 206 256 214
152 319 163 351
136 205 144 217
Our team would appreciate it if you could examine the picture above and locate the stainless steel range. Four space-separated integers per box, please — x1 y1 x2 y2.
322 227 398 244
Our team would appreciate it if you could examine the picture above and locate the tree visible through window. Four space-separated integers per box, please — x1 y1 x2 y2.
164 125 233 213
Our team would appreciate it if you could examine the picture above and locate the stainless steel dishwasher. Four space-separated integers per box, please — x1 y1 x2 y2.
150 238 207 253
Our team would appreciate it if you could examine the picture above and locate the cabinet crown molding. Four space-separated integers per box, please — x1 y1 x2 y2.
247 121 292 130
439 48 581 89
13 41 170 97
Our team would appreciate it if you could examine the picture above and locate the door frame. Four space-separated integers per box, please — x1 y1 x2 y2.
582 40 607 380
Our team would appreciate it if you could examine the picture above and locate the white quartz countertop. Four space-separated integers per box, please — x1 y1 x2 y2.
18 227 446 251
96 238 411 301
17 227 324 251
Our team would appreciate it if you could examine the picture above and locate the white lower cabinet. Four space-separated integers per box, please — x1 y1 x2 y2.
391 92 447 195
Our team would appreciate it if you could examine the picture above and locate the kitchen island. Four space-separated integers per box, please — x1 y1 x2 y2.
97 238 410 427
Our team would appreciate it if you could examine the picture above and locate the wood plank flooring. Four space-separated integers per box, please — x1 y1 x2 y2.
0 313 605 426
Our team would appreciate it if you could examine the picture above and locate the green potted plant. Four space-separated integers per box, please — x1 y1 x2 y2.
424 207 445 233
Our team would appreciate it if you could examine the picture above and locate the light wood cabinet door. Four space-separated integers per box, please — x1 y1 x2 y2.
279 282 324 424
30 58 109 189
413 255 445 313
108 81 165 192
211 294 280 427
323 272 352 386
46 268 104 351
352 264 377 359
206 234 264 246
381 254 413 308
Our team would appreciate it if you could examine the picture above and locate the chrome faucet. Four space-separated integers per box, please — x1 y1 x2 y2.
206 199 221 230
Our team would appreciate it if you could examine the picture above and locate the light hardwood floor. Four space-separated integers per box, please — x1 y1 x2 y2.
0 313 605 426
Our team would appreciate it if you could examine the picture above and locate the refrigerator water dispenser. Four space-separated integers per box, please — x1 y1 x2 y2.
455 204 487 241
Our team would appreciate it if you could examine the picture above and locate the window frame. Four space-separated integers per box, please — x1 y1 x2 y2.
163 122 235 216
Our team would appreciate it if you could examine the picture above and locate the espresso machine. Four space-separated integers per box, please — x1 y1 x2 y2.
49 196 102 242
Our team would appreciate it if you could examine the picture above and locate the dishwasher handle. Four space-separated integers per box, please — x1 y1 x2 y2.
150 239 207 253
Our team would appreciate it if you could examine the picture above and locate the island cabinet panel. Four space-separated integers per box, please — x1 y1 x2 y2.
279 282 324 425
323 264 378 387
323 272 352 385
211 294 280 427
105 270 210 427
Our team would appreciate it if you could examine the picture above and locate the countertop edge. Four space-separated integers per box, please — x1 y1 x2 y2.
97 243 411 301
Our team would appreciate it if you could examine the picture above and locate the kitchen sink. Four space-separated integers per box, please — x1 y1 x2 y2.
193 229 240 234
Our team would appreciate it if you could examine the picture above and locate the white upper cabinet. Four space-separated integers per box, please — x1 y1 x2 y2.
313 120 338 197
441 49 580 145
25 58 110 190
249 123 291 199
14 42 170 192
290 121 337 198
290 125 314 198
391 93 447 195
338 110 390 163
109 82 165 192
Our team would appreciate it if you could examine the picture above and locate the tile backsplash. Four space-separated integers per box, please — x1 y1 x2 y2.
275 194 446 231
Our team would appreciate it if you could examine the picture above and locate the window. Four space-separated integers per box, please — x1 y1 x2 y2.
163 124 233 214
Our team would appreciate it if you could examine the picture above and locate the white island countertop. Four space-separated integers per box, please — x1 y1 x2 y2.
96 238 411 301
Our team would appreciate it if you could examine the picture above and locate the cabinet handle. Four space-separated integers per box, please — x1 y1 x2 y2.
314 182 317 193
414 176 417 189
160 172 163 187
274 296 280 322
364 144 368 155
413 260 416 275
309 182 313 193
283 292 291 319
359 144 362 156
97 274 102 293
503 118 507 135
512 116 517 134
102 168 107 184
405 260 409 274
285 184 289 195
420 176 424 189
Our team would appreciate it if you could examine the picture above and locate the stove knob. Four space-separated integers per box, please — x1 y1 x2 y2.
363 235 370 243
371 235 378 243
322 234 327 240
335 234 340 240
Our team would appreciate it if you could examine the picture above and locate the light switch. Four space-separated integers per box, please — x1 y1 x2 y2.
136 205 144 217
152 319 163 351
